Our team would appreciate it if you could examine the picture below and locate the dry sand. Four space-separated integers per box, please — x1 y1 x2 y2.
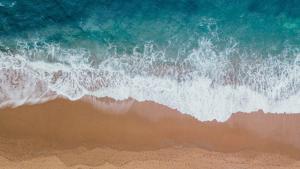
0 97 299 168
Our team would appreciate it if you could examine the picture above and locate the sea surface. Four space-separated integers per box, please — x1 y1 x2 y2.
0 0 299 121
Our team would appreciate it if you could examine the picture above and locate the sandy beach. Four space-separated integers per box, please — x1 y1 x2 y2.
0 97 299 168
1 146 300 169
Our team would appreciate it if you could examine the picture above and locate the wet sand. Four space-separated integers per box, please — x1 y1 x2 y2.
0 97 300 168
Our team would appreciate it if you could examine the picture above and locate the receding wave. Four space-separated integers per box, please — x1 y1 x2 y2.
0 39 299 121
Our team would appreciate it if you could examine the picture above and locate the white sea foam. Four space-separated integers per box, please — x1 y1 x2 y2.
0 1 16 7
0 39 299 121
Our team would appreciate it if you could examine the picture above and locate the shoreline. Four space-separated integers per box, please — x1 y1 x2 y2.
0 97 300 168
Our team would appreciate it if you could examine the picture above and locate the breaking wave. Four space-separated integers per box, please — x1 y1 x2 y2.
0 39 299 121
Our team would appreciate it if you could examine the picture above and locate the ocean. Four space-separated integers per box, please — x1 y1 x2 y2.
0 0 299 121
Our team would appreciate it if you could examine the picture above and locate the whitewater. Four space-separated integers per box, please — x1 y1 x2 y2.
1 0 300 121
0 38 299 121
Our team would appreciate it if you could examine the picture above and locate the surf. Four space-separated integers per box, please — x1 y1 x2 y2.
0 39 299 121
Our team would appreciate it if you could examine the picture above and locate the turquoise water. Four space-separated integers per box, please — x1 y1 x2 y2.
0 0 299 120
1 0 300 53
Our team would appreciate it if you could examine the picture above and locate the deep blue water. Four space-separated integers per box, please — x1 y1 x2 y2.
1 0 300 55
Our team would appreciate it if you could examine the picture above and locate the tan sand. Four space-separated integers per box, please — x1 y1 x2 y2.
0 97 299 168
1 147 300 169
